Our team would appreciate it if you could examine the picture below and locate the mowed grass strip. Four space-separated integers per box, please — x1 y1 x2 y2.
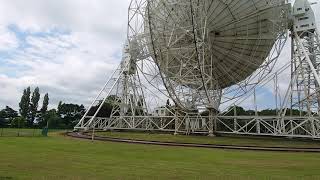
94 131 320 148
0 133 320 180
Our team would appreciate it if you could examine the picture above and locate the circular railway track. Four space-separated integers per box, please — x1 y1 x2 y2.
67 132 320 153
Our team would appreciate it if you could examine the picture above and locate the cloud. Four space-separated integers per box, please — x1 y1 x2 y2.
0 0 130 34
0 26 18 51
0 0 319 112
0 1 130 109
1 30 122 108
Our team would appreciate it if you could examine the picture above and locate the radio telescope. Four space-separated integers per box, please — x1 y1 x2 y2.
145 0 288 110
75 0 320 139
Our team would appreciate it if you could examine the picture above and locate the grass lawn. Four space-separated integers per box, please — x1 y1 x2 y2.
94 131 320 148
0 128 42 137
1 133 320 180
0 128 69 137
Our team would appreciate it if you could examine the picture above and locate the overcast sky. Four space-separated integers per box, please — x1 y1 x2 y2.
0 0 130 109
0 1 319 110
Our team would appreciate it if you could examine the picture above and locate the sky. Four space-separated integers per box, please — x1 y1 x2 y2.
0 0 319 111
0 0 130 109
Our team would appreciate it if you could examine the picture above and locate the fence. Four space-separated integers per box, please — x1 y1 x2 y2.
0 128 44 137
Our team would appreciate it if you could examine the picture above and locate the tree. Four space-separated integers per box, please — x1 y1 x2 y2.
42 109 62 129
37 93 50 128
29 87 40 126
259 109 277 116
57 101 62 111
246 110 255 116
19 87 31 119
0 110 6 127
87 96 121 118
3 106 19 118
40 93 49 115
0 106 19 127
11 117 26 128
224 106 247 116
57 102 86 129
200 108 220 116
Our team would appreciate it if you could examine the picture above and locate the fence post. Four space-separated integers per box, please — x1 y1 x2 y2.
92 126 95 142
17 119 20 137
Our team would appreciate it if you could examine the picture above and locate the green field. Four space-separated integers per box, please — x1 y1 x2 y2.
0 128 69 137
0 128 43 137
1 132 320 180
94 131 320 148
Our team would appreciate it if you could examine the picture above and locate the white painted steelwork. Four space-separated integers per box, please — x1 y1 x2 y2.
145 0 290 110
75 0 320 139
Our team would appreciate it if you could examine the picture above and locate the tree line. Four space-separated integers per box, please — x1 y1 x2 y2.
0 87 85 129
222 106 308 116
1 87 309 129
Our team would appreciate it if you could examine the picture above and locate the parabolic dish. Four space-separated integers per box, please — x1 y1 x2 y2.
145 0 290 90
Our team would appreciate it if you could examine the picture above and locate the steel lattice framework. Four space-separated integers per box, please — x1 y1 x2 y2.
75 0 320 139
